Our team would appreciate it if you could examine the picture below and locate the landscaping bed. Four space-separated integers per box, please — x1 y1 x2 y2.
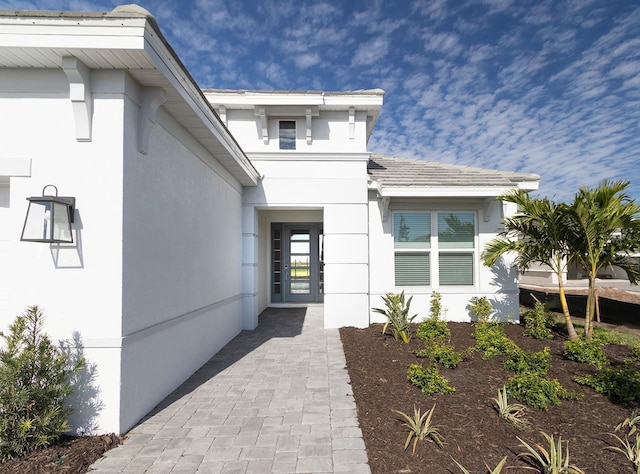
340 320 640 473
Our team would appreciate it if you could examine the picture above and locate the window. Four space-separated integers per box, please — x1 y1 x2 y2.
279 120 296 150
393 211 476 286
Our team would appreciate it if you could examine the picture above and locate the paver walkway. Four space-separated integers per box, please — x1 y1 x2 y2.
89 306 370 473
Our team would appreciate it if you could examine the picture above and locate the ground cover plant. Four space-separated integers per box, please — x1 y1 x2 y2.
340 306 640 473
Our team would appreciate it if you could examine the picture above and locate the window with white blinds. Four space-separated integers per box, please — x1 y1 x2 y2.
393 211 476 287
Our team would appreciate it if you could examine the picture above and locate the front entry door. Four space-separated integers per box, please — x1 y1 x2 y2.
272 223 323 303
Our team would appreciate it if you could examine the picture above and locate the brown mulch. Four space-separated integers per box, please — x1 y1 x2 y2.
340 320 640 474
0 434 121 473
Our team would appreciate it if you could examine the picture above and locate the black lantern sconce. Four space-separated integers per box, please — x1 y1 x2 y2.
20 185 75 243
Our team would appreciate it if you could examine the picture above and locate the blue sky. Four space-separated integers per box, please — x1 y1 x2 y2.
9 0 640 203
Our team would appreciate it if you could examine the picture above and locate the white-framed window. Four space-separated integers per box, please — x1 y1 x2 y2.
279 120 296 150
393 211 476 287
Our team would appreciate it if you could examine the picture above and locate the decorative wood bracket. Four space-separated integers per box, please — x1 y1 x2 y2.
382 196 390 221
61 56 92 142
349 107 355 139
138 87 167 155
483 197 497 222
255 108 268 144
306 108 313 145
218 105 227 126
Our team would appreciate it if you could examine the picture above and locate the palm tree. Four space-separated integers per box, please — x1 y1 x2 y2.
482 191 579 340
567 180 640 339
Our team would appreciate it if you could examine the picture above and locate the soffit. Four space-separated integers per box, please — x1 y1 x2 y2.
0 10 260 186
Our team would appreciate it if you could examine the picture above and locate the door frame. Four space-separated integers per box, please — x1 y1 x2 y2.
271 223 323 303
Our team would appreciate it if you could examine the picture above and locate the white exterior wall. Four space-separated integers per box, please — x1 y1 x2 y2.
119 78 245 432
0 68 247 435
0 69 126 434
243 158 370 328
368 195 519 323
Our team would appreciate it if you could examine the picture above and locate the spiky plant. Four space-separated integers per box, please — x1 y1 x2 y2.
604 433 640 474
373 291 417 343
517 432 584 474
452 456 508 473
616 410 640 436
491 385 529 430
392 404 444 455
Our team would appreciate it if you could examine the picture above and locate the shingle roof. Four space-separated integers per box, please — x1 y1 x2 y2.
368 154 540 189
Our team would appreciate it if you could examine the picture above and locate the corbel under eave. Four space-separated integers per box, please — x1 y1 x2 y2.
382 196 391 221
348 107 355 139
255 108 268 144
61 56 92 142
138 87 167 155
483 197 497 222
306 108 313 145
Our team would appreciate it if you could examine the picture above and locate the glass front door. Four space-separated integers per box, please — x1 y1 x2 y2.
272 223 323 303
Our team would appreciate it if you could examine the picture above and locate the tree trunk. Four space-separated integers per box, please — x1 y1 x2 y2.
584 275 597 339
557 279 579 340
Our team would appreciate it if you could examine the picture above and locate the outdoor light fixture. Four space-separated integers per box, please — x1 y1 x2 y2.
20 185 75 243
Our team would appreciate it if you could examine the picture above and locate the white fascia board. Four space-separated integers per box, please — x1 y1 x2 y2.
323 94 384 108
378 186 522 198
248 152 371 162
0 157 32 177
0 19 148 49
139 25 259 185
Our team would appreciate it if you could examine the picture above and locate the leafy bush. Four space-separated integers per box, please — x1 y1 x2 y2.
415 341 462 369
503 348 552 376
630 345 640 362
407 364 455 395
468 296 493 323
473 322 520 359
563 338 609 369
428 291 446 320
0 306 83 461
416 318 450 342
574 363 640 403
521 301 555 340
505 373 574 411
373 291 418 343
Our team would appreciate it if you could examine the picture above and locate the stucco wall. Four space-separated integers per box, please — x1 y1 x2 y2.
0 68 126 433
244 157 370 328
368 195 519 323
119 79 245 432
218 109 368 153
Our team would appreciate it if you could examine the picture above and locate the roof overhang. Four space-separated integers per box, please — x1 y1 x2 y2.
0 6 260 186
368 182 539 198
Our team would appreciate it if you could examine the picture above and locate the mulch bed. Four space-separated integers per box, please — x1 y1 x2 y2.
340 322 640 473
0 434 121 473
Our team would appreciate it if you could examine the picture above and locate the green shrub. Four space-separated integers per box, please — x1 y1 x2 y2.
503 348 552 376
468 296 493 323
505 373 574 411
630 345 640 362
407 364 456 395
563 338 609 369
416 318 450 342
574 363 640 403
473 322 520 359
428 291 446 320
415 341 462 369
521 302 554 340
0 306 83 461
373 291 418 343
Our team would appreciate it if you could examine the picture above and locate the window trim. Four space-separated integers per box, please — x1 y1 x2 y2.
392 210 478 288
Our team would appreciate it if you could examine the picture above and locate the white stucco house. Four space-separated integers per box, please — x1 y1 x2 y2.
0 6 539 435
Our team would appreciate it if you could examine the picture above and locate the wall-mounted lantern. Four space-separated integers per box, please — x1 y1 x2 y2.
20 185 75 243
